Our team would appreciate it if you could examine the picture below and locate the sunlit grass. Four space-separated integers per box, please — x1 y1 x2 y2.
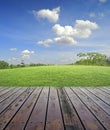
0 65 110 87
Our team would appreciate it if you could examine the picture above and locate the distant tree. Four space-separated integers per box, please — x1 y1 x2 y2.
87 52 107 62
10 64 17 69
20 60 25 67
29 63 36 66
76 52 107 66
106 56 110 65
77 53 87 58
10 64 14 69
36 63 46 66
0 61 9 69
17 64 21 68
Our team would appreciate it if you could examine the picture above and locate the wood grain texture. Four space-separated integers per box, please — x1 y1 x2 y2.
0 87 110 130
45 88 64 130
25 88 49 130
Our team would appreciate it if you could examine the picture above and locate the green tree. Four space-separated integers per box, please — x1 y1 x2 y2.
0 61 9 69
77 53 87 58
76 52 107 66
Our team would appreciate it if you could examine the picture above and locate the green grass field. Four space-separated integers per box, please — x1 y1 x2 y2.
0 65 110 87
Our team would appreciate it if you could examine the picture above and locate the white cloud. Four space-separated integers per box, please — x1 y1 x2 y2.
54 36 77 45
53 20 98 38
37 20 99 46
75 20 98 30
53 24 75 37
21 50 35 59
22 55 30 59
38 39 53 47
99 0 107 3
8 57 18 61
22 50 34 55
33 7 60 23
37 36 77 46
89 12 104 19
10 48 17 51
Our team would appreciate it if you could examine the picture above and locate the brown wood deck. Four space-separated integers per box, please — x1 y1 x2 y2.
0 87 110 130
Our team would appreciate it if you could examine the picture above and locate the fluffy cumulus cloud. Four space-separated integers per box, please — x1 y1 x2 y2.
10 48 17 51
38 39 53 47
21 50 35 59
33 7 60 23
52 20 98 37
75 20 98 30
54 36 77 45
37 20 99 46
99 0 107 3
53 24 75 37
74 20 98 38
38 37 77 47
54 20 99 39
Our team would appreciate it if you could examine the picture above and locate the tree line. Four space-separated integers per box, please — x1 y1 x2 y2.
0 61 53 69
0 52 110 69
75 52 110 66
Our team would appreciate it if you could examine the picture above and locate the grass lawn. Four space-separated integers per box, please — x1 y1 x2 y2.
0 65 110 87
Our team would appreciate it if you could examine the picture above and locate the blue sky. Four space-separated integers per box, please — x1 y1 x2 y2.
0 0 110 64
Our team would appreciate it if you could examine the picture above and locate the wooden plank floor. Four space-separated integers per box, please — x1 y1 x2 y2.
0 87 110 130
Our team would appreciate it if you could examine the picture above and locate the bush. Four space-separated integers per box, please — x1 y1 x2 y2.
0 61 9 69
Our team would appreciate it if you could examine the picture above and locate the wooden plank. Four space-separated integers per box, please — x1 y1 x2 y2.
0 87 21 103
80 88 110 115
87 88 110 105
25 88 49 130
95 88 110 96
104 87 110 90
0 88 25 114
99 88 110 95
103 87 110 92
72 88 110 130
5 88 42 130
58 88 84 130
0 88 13 97
0 88 34 130
65 87 105 130
0 87 6 91
0 87 109 130
0 87 8 92
96 88 110 97
45 88 64 130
